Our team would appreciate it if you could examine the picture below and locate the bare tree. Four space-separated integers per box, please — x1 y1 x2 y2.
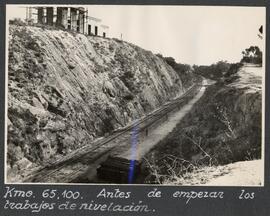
215 105 236 139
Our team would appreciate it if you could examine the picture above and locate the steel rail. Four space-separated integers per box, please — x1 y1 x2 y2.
23 84 200 183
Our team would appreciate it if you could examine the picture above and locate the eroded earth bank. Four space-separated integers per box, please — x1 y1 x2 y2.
142 65 262 186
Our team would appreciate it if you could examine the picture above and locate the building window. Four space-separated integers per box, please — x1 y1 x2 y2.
95 26 98 36
88 25 91 35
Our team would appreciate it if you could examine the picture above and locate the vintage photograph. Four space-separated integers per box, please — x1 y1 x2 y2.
5 5 265 185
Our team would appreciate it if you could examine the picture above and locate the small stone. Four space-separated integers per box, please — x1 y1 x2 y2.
32 97 44 109
63 136 75 147
16 157 33 170
44 120 66 131
68 62 76 69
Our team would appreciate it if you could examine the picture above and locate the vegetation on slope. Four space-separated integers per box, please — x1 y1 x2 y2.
143 64 261 185
156 54 195 88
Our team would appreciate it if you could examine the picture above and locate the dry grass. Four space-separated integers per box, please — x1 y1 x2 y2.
143 155 262 186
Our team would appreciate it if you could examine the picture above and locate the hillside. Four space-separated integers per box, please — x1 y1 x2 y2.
7 25 193 181
143 65 262 186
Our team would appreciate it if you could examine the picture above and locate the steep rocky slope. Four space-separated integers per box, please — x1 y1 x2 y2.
7 25 190 181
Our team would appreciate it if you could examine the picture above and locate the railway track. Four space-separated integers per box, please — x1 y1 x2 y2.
23 83 201 183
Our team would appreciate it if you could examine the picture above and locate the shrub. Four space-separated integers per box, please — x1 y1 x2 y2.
224 63 243 78
9 18 26 26
241 46 262 65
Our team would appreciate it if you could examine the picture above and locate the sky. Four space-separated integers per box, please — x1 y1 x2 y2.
6 5 265 65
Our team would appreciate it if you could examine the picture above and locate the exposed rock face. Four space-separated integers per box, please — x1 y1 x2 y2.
7 25 188 181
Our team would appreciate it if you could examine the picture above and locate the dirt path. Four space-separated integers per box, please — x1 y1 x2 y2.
118 81 208 160
205 160 263 186
163 159 263 186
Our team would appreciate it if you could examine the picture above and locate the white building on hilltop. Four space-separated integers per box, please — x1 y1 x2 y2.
25 6 109 38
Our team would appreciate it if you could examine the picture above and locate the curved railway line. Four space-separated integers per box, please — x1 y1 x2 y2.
23 83 202 183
